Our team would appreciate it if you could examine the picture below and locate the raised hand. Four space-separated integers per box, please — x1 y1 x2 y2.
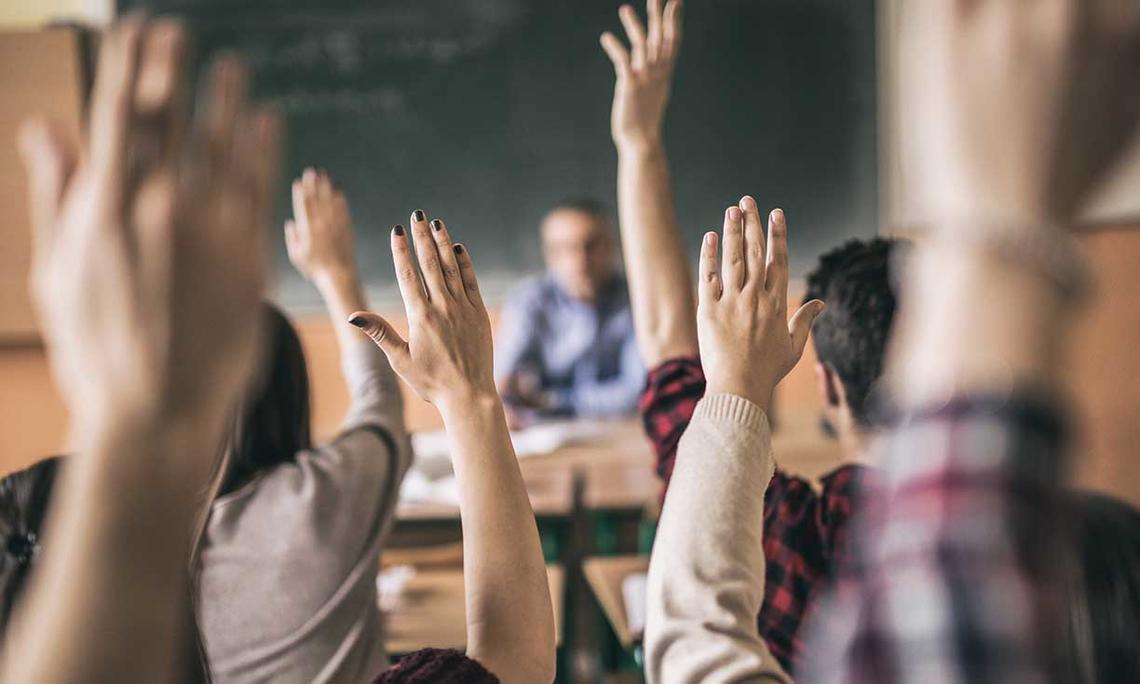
349 211 494 410
903 0 1140 224
601 0 683 151
697 197 824 413
285 167 357 283
20 19 279 437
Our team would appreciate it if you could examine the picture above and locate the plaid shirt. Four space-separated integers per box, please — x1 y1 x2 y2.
800 397 1069 683
640 356 872 674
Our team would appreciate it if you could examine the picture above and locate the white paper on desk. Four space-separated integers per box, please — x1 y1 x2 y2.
622 572 648 638
411 419 615 467
399 468 460 506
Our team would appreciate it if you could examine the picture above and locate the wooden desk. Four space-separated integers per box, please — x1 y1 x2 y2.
385 564 565 654
397 467 575 522
583 554 649 648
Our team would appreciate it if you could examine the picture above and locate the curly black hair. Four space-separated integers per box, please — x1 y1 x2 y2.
803 238 902 427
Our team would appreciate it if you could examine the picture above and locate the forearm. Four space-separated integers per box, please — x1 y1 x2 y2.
2 415 220 683
616 141 698 365
645 394 789 684
888 236 1072 406
439 394 555 684
315 268 370 355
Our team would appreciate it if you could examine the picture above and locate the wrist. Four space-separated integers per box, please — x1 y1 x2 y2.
615 135 664 158
704 381 772 417
436 386 503 423
313 266 360 290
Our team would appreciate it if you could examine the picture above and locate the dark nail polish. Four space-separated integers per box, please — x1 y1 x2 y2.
413 210 425 222
348 315 367 329
431 219 442 232
453 244 464 255
393 225 405 236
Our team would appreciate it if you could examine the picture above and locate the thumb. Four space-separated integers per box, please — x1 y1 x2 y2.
348 311 409 366
18 119 75 253
788 299 825 362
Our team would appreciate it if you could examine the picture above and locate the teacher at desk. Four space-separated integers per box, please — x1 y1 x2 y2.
496 198 644 425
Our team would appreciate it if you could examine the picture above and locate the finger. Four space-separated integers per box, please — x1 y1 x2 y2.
698 231 721 303
316 168 331 199
245 110 281 243
132 169 177 309
18 119 76 254
391 225 428 312
788 299 826 364
291 178 310 226
619 4 647 69
720 206 745 292
202 54 248 185
662 0 683 59
765 208 789 303
600 32 631 78
284 219 300 257
348 311 411 370
740 195 765 288
429 218 463 297
453 243 484 308
646 0 664 61
409 209 449 301
134 20 188 170
89 18 143 195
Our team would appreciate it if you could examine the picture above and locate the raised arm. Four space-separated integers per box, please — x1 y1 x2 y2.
286 169 368 355
601 0 697 365
349 212 556 684
285 169 404 433
4 21 278 682
804 3 1140 681
645 200 822 684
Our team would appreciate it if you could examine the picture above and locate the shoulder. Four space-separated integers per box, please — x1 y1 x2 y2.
371 648 500 684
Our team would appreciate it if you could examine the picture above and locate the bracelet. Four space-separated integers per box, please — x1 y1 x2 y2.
935 215 1092 302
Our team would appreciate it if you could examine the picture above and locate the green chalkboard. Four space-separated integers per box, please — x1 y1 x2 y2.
119 0 877 309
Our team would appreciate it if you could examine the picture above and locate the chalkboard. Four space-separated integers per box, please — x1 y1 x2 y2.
119 0 877 309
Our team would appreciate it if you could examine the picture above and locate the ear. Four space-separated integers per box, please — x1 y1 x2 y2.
815 362 840 408
816 362 843 405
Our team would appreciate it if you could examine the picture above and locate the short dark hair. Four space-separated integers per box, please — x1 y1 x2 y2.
547 197 611 222
803 238 901 426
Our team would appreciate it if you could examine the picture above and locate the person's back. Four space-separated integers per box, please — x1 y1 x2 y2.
196 174 411 684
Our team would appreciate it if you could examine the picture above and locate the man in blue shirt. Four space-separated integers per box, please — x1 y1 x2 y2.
495 198 644 423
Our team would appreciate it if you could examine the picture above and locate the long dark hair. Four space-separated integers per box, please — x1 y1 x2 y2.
216 303 313 496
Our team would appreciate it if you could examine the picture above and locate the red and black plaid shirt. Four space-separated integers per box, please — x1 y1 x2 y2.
640 356 872 674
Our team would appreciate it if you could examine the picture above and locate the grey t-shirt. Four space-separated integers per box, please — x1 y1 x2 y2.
198 342 411 684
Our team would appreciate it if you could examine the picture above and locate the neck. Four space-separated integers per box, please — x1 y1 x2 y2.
837 423 875 466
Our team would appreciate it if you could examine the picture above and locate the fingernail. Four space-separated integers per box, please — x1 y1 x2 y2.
771 208 784 222
728 207 741 220
348 315 367 328
453 244 464 255
413 209 425 221
393 225 405 236
431 219 442 232
705 233 715 246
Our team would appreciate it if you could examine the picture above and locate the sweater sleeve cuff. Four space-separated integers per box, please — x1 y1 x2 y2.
692 393 771 436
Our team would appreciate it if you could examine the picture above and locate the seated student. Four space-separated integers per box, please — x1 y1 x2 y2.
644 200 821 683
5 21 555 684
194 170 412 683
601 0 895 670
639 2 1140 683
495 199 644 423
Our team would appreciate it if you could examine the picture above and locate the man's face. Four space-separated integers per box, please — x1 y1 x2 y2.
541 209 616 302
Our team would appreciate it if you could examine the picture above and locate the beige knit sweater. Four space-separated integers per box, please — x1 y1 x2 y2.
645 393 792 684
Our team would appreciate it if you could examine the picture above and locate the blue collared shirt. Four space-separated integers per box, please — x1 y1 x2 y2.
494 274 644 419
